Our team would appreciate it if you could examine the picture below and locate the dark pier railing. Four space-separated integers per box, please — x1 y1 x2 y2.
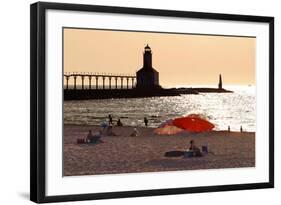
63 72 182 100
64 72 137 90
63 72 232 100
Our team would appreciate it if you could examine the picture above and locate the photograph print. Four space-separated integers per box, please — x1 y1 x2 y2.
63 28 256 176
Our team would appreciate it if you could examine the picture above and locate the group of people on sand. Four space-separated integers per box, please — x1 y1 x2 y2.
83 115 210 159
83 114 149 143
109 114 123 126
83 114 212 158
85 125 117 143
228 125 244 133
108 114 122 126
108 114 149 127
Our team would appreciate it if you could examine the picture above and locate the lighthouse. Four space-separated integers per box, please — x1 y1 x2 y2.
218 74 223 90
136 45 160 88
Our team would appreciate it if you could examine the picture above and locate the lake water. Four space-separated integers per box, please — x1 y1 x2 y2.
64 85 256 132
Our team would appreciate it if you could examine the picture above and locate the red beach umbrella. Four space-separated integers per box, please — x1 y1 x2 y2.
173 114 214 132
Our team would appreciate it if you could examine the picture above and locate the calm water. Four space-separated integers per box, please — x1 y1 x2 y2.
64 85 256 132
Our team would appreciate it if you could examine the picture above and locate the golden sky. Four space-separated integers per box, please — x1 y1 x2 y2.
64 28 256 87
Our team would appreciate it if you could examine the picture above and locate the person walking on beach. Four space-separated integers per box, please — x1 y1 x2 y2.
144 117 148 127
108 114 113 125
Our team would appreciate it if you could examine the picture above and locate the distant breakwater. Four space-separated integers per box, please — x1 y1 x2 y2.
64 87 233 100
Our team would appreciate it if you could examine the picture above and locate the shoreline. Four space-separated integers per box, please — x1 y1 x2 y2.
64 123 255 134
64 124 255 176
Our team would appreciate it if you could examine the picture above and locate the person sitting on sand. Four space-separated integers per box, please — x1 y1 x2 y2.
117 119 123 127
189 140 202 157
86 130 101 143
86 130 94 141
130 128 139 137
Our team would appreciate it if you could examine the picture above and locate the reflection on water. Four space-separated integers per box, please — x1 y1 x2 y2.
64 85 255 132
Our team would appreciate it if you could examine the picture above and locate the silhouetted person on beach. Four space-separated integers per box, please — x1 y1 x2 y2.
108 114 113 125
228 126 231 132
117 119 123 126
189 140 202 157
240 126 243 133
86 130 94 142
86 130 101 143
144 117 148 127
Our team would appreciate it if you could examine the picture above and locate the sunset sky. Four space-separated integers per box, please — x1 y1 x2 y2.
63 28 256 87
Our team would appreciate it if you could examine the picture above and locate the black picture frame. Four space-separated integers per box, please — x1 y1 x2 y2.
30 1 274 203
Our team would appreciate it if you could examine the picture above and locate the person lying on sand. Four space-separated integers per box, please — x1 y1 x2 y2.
189 140 202 157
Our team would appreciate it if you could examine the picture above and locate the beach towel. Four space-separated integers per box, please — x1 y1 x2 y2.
165 151 185 157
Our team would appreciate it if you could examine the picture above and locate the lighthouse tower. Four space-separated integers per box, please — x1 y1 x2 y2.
218 74 223 90
136 45 160 88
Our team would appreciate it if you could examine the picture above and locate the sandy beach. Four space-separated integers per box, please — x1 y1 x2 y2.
63 124 255 176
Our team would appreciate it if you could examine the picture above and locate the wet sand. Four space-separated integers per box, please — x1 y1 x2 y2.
64 124 255 176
